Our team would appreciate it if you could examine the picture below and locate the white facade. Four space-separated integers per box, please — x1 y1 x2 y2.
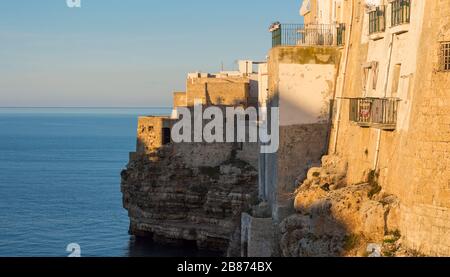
238 60 254 75
257 63 268 111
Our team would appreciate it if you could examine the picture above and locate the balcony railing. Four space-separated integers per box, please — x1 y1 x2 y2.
391 0 411 27
369 6 386 34
270 23 345 48
349 97 400 130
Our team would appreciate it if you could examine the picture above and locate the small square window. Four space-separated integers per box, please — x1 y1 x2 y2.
439 42 450 71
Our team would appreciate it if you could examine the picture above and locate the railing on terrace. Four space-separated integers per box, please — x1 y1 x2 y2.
369 6 386 34
270 23 346 48
391 0 411 27
348 97 400 130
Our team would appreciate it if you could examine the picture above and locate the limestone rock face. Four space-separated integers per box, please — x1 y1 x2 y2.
121 145 258 253
281 155 403 257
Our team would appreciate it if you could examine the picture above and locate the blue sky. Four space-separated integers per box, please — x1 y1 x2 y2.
0 0 303 107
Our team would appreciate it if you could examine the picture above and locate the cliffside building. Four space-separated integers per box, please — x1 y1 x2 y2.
123 0 450 257
244 0 450 257
122 62 261 253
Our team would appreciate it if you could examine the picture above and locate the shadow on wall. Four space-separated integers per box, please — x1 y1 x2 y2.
259 93 335 218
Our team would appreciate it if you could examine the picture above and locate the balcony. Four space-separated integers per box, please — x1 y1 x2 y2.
270 23 346 48
391 0 411 27
349 97 400 130
369 6 386 35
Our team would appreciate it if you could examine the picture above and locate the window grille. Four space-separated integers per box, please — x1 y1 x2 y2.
439 42 450 72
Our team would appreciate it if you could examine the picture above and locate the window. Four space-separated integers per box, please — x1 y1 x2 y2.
439 42 450 72
391 0 411 27
369 6 386 34
372 61 379 90
362 61 379 95
391 64 402 96
162 128 171 145
362 66 370 93
337 23 346 46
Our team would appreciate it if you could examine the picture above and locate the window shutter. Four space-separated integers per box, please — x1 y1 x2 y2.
372 61 379 90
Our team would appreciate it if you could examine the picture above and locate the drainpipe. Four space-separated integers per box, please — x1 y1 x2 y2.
373 33 395 170
331 0 354 154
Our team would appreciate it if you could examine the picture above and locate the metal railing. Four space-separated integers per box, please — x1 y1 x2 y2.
391 0 411 27
271 23 346 48
349 98 399 130
369 6 386 34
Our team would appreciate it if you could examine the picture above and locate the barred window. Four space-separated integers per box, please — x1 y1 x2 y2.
369 6 386 34
391 0 411 27
439 42 450 72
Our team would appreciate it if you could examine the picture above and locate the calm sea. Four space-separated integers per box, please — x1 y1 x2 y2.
0 108 215 257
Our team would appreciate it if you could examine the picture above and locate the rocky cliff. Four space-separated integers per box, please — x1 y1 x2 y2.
280 155 418 257
121 144 258 253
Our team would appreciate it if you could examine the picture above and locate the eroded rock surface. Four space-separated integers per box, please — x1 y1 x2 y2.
281 155 410 257
121 145 258 253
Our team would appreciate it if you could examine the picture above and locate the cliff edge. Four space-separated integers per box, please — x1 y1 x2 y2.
121 143 258 253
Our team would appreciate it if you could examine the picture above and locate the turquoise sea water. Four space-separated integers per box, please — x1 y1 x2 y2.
0 107 212 257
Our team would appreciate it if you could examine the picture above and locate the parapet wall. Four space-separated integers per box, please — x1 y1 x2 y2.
173 92 187 108
268 46 341 126
186 77 250 107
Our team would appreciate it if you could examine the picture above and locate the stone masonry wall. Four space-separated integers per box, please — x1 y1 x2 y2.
392 0 450 255
173 92 187 108
186 77 249 107
327 0 450 256
136 116 171 153
264 46 341 222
